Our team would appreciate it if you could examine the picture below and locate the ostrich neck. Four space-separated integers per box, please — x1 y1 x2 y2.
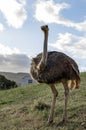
37 31 48 71
42 31 48 64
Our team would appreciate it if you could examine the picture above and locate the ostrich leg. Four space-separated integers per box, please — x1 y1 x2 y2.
62 81 69 122
57 81 69 126
48 84 58 124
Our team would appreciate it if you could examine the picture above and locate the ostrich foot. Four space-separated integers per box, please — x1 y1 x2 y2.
57 119 68 126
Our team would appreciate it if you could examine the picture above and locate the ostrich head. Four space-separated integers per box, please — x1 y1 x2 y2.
41 25 49 32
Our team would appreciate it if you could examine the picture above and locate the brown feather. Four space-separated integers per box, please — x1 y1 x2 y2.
30 51 80 88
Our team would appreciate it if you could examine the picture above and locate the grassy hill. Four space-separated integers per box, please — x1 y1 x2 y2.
0 73 86 130
0 72 33 86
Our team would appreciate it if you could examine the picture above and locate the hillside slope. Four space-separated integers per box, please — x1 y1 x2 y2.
0 73 86 130
0 72 34 86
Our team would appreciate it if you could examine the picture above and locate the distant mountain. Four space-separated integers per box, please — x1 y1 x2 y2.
0 72 35 86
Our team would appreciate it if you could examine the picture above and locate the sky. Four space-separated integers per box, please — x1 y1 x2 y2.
0 0 86 73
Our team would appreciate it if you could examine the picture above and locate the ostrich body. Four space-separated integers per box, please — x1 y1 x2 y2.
30 25 80 125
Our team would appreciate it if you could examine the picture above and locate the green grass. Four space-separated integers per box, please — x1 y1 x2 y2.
0 73 86 130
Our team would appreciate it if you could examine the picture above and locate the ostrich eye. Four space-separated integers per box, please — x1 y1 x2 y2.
46 25 48 28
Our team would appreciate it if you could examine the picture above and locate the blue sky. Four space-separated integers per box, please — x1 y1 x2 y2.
0 0 86 73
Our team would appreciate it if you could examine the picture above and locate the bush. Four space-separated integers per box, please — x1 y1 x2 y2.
34 102 50 111
0 75 18 90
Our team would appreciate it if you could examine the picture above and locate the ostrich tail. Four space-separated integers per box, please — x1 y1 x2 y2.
71 64 80 81
68 80 80 90
75 79 80 89
67 63 80 90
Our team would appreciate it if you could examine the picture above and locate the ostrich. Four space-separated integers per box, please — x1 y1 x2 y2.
30 25 80 125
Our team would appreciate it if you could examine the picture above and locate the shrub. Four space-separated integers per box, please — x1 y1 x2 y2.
34 102 50 111
0 75 17 90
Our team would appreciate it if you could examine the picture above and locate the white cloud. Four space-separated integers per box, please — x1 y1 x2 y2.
0 43 20 55
0 54 30 73
0 23 4 31
34 0 86 32
50 32 86 59
77 20 86 31
0 0 27 28
0 43 30 73
34 0 70 23
80 66 86 72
